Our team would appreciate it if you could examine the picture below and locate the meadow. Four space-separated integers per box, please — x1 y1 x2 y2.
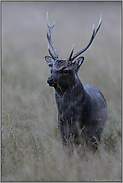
2 2 121 181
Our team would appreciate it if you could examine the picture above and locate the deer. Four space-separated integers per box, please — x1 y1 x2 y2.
45 12 107 153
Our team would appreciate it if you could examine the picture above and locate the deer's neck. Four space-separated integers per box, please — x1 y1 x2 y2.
55 76 86 103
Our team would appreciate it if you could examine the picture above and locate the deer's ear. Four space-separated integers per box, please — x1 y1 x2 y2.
45 56 54 67
73 57 84 72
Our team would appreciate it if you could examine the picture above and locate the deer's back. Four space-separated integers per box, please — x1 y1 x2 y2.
83 84 107 109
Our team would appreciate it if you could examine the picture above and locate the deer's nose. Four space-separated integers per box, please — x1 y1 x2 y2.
47 77 53 85
47 77 57 87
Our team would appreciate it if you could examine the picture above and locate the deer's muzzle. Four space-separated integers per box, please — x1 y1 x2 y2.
47 77 57 87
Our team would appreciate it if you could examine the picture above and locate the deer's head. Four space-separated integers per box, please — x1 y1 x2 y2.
45 12 102 94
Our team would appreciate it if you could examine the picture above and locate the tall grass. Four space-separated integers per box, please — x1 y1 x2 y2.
2 2 121 181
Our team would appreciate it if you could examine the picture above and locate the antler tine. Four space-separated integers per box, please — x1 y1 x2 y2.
95 14 102 35
67 44 74 61
71 15 102 61
46 12 58 59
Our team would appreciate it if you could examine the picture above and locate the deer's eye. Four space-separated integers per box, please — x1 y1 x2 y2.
63 69 68 75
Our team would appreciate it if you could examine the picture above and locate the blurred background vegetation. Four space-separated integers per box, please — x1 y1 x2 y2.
2 1 121 181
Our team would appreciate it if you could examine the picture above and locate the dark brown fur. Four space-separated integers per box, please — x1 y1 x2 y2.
45 57 107 151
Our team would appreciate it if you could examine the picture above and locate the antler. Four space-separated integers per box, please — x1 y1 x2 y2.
68 14 102 61
46 12 58 59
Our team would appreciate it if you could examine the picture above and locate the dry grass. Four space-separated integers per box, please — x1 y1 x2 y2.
2 2 121 181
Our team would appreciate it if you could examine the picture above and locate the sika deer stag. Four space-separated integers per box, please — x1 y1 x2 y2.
45 12 107 152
